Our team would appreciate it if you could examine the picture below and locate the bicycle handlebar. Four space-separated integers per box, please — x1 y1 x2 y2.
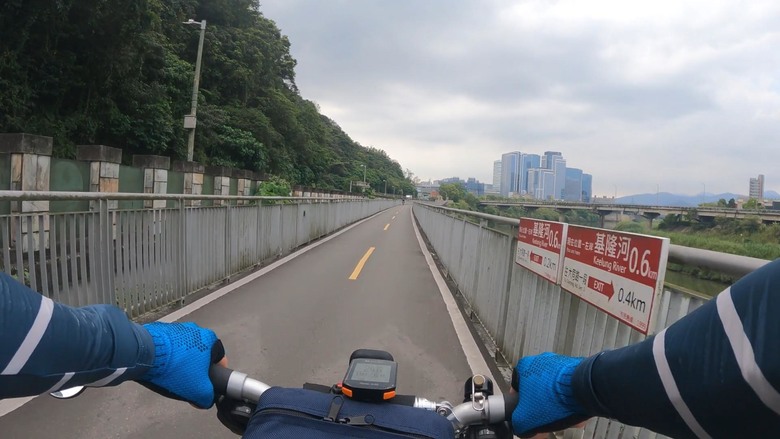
209 364 518 433
209 365 270 404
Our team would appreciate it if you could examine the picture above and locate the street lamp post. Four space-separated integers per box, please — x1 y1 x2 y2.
702 183 706 204
183 19 207 161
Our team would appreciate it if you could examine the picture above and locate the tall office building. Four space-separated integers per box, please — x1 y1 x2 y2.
528 168 555 200
500 152 519 197
749 174 765 201
582 174 592 203
541 151 561 168
542 151 566 200
564 168 583 201
523 154 541 194
501 152 539 197
500 149 591 202
492 160 502 195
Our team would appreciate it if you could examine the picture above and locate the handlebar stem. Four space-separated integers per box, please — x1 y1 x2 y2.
447 394 507 434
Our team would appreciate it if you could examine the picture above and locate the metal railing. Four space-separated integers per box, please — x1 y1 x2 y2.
412 203 769 439
0 191 397 317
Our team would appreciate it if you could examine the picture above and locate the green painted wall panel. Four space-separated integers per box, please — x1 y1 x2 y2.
50 158 90 212
229 177 238 205
201 174 214 206
118 165 144 210
0 154 10 214
167 171 184 208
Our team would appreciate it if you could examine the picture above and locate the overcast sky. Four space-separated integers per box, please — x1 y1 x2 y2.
260 0 780 197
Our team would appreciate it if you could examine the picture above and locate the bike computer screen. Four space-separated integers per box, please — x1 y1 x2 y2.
341 358 397 402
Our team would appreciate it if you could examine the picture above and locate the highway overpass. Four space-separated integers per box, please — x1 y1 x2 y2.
479 200 780 226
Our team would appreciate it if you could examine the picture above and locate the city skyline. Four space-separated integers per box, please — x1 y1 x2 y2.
422 162 772 200
420 169 773 201
262 1 780 198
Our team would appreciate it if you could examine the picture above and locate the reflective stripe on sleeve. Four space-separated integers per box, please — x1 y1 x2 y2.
652 329 712 439
46 372 75 393
87 367 128 387
716 289 780 415
1 297 54 375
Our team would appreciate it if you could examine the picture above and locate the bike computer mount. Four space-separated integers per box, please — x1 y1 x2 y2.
340 349 398 403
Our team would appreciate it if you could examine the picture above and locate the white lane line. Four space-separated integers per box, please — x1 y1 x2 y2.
0 208 389 418
409 208 501 393
0 397 34 418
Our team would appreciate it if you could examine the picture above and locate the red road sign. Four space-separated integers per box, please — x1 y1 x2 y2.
560 225 669 334
515 218 567 283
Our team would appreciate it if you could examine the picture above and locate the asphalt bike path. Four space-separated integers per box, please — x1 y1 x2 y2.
0 205 478 438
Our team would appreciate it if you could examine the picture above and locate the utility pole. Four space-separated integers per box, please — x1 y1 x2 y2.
183 19 206 161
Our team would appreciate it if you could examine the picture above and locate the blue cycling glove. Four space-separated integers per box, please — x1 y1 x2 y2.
140 322 221 409
511 352 589 437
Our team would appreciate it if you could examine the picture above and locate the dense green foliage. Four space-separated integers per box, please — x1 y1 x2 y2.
253 176 291 205
0 0 415 193
621 215 780 260
439 188 600 226
439 182 479 210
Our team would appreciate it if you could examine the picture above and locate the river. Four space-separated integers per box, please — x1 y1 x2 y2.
663 270 731 298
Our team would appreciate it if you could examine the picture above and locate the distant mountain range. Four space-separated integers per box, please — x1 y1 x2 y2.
615 191 780 207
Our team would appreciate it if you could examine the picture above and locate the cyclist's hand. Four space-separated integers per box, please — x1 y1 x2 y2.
138 322 226 408
510 352 590 437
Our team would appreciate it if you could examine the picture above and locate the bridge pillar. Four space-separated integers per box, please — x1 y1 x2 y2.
172 161 205 207
251 172 265 198
0 134 52 250
206 166 232 206
133 155 170 209
596 210 612 229
557 208 571 223
233 169 253 205
78 145 121 211
642 212 661 229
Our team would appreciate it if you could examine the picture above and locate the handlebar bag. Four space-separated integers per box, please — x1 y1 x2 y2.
243 387 455 438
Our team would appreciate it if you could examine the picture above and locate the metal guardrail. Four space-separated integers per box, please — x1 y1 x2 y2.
412 202 770 439
0 190 358 201
0 191 397 317
420 203 768 277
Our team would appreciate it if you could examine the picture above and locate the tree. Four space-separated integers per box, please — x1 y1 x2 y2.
728 198 737 208
255 176 291 204
0 0 417 193
744 198 762 210
438 182 468 203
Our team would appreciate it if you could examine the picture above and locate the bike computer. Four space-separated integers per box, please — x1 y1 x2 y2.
341 357 397 402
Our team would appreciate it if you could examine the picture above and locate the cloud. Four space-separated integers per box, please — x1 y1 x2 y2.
261 0 780 196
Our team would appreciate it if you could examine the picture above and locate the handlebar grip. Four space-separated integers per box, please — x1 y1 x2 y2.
210 364 235 397
502 392 518 422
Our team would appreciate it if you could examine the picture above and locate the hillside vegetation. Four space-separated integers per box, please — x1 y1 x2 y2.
0 0 415 194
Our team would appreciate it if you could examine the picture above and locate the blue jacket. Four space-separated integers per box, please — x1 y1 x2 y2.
0 273 154 397
572 259 780 437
